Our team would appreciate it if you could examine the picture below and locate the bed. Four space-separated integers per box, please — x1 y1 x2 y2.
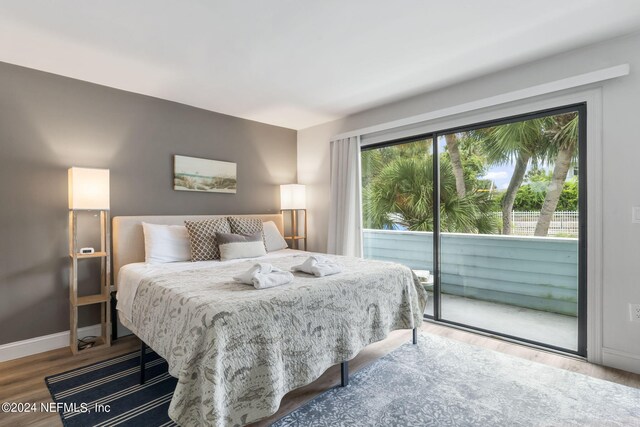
113 214 427 426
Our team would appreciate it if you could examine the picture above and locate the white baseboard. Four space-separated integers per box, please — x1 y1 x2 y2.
602 347 640 375
0 324 102 363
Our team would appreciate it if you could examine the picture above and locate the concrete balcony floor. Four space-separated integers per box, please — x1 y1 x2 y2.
425 292 578 351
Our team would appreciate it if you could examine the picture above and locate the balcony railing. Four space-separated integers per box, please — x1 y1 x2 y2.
489 211 579 237
363 229 579 316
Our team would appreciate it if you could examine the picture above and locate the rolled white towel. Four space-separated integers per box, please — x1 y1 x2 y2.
292 255 343 277
233 263 294 289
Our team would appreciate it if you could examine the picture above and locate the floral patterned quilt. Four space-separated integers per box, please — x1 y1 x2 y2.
120 253 427 426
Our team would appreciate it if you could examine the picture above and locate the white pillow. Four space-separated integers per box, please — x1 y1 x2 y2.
263 221 288 252
142 222 191 263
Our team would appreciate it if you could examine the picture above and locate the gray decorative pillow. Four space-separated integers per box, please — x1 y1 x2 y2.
227 217 267 251
217 231 267 261
184 218 231 261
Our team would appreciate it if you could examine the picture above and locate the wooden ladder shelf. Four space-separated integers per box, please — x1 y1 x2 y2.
68 210 112 355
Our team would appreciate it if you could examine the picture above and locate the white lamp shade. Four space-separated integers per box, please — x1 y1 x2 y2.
280 184 306 210
68 167 110 210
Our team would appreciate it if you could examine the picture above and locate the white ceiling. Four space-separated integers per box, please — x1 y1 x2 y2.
2 1 640 130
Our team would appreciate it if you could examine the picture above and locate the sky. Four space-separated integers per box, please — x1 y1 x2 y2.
174 155 236 178
481 163 562 190
482 166 513 190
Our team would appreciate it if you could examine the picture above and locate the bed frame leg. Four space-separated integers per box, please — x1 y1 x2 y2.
139 339 147 385
340 361 349 387
412 327 418 345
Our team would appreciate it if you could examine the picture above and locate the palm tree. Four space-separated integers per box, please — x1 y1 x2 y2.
361 139 431 187
444 134 466 197
534 113 579 236
363 155 497 233
484 120 550 234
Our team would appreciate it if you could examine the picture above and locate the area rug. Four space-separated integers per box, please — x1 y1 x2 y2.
45 348 177 426
273 334 640 426
45 334 640 427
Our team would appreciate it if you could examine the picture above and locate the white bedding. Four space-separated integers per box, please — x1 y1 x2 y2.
116 248 303 322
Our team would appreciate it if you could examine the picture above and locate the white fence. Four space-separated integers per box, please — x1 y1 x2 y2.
490 211 578 237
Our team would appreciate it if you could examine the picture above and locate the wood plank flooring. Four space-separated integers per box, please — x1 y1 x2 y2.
1 322 638 427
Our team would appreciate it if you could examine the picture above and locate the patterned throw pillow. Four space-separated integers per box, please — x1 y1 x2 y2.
227 217 267 251
184 218 231 261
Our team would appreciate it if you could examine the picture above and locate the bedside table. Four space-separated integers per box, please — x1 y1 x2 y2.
68 210 112 354
68 167 112 355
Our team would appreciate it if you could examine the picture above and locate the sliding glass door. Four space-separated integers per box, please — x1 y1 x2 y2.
361 104 586 355
361 136 435 316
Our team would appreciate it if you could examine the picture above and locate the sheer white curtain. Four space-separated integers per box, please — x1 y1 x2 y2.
327 136 363 257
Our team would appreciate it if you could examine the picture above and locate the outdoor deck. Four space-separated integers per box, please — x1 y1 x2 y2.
424 292 578 351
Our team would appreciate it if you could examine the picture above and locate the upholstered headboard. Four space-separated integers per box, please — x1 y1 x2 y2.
112 214 284 288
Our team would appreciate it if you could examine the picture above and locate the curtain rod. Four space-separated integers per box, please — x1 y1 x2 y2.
331 64 629 141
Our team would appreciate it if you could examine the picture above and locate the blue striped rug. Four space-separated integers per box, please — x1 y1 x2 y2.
45 348 177 427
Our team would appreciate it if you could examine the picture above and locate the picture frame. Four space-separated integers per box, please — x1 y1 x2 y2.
173 155 237 193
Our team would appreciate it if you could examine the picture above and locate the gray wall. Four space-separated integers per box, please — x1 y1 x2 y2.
298 32 640 371
0 62 297 345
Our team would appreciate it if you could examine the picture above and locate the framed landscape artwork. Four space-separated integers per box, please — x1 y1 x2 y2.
173 155 237 193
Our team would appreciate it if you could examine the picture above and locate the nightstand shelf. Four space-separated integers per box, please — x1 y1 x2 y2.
75 293 110 306
75 336 107 354
281 209 307 251
68 209 112 355
72 251 108 259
